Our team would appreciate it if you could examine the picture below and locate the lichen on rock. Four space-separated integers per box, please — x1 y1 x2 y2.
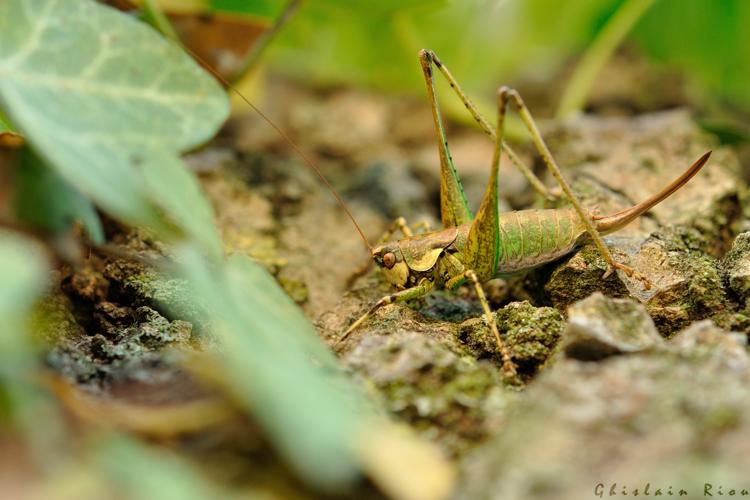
723 231 750 312
460 301 565 374
342 331 514 456
625 228 729 337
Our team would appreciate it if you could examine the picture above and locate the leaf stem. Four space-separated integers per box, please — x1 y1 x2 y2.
140 0 182 44
231 0 302 84
556 0 656 119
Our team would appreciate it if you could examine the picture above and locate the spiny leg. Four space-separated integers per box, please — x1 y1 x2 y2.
499 87 651 288
418 50 553 201
410 221 432 235
379 217 414 242
419 49 473 228
337 279 434 345
446 270 516 377
379 218 432 241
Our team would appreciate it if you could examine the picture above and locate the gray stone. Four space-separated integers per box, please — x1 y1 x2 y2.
545 228 729 337
458 322 750 500
563 293 663 360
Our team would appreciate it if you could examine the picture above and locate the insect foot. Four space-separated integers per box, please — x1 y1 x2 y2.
605 261 653 290
337 299 389 346
461 270 518 379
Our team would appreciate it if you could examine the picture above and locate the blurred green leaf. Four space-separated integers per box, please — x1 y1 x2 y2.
0 108 16 134
557 0 656 118
0 232 63 462
264 0 622 136
94 437 221 500
209 0 450 20
209 0 281 18
0 0 227 257
268 0 611 92
139 149 222 258
175 246 366 490
0 232 48 356
520 0 620 49
633 0 750 113
696 115 750 145
14 146 104 244
267 0 750 117
267 0 475 91
140 0 280 20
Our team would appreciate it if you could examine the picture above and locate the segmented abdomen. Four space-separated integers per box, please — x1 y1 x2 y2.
496 208 583 274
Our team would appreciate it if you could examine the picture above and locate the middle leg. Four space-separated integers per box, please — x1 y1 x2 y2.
446 270 517 377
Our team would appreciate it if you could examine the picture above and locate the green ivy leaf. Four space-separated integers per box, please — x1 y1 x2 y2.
0 0 228 257
93 437 222 500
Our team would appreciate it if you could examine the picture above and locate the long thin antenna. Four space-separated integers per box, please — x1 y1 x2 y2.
183 46 373 251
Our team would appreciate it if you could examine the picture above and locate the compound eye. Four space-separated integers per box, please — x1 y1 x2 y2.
383 252 396 269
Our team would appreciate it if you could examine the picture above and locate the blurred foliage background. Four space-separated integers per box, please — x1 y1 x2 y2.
250 0 750 118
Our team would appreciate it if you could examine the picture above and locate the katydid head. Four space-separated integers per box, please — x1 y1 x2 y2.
371 227 458 288
371 243 410 288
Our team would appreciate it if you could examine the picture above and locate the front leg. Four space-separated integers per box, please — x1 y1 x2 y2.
337 279 434 345
379 217 414 242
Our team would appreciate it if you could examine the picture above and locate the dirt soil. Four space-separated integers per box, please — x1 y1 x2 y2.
37 72 750 499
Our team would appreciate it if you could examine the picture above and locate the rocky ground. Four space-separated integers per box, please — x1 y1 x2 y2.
36 76 750 498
